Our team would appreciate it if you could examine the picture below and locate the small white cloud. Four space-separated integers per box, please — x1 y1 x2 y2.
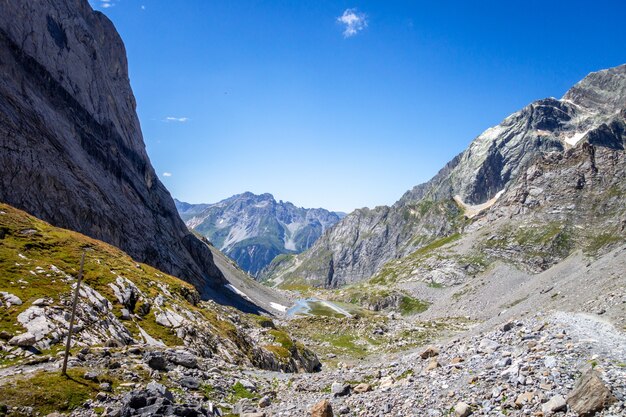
141 5 146 10
163 172 172 177
163 116 190 123
337 8 368 38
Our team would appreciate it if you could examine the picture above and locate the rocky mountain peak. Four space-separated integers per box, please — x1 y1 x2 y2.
562 63 626 113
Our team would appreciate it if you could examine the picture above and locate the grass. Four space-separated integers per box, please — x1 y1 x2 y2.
398 296 430 316
229 382 256 402
0 368 104 415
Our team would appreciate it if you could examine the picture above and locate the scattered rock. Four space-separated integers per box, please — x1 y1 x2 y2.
178 376 201 390
515 391 535 408
144 351 168 371
542 395 567 415
353 383 371 393
8 332 36 347
331 382 350 397
454 402 471 417
420 346 439 359
310 399 333 417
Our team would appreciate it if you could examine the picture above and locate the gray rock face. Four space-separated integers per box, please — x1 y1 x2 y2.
265 64 626 287
176 193 344 277
0 0 228 299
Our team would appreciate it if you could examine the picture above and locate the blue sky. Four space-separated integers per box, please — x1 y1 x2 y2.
93 0 626 212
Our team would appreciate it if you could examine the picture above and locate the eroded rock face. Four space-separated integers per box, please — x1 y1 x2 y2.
0 0 226 298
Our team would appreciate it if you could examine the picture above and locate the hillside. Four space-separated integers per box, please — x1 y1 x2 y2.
176 193 343 276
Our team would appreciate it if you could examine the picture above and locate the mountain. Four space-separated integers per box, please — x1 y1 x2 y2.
175 193 344 276
0 0 244 305
263 63 626 288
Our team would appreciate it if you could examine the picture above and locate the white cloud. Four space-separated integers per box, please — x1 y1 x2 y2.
163 116 190 123
163 172 172 177
337 8 368 38
141 5 146 10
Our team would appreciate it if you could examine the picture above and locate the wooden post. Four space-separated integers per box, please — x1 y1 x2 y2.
62 252 85 376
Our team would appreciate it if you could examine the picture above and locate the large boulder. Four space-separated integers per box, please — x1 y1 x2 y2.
567 369 616 416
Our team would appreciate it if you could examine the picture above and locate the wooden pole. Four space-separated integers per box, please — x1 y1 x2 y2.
62 252 85 376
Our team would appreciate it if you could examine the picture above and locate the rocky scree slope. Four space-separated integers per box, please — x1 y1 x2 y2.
0 202 319 374
176 193 343 277
263 64 626 288
0 0 232 301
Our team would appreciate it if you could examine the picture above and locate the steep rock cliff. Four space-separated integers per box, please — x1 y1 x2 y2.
0 0 231 300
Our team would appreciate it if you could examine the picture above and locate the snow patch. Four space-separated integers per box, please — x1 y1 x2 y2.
563 129 590 146
269 302 288 312
225 284 252 301
454 190 505 219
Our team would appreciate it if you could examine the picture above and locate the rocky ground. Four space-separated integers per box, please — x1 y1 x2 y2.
1 308 624 417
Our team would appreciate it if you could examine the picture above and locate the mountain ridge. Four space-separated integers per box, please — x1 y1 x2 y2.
263 63 626 288
176 192 344 276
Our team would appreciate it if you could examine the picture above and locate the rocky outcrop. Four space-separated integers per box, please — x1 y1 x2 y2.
264 64 626 287
176 193 343 276
0 0 230 300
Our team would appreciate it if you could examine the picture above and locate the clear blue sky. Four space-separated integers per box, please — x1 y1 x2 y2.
93 0 626 213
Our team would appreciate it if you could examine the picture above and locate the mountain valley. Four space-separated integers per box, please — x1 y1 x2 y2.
0 1 624 417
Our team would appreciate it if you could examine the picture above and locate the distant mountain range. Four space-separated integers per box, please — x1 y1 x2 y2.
175 193 345 276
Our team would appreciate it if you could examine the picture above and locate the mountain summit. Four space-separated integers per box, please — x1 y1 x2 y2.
176 193 344 276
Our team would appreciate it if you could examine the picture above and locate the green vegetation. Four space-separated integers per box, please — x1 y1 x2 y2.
0 369 105 415
585 232 622 254
228 381 256 402
398 296 430 315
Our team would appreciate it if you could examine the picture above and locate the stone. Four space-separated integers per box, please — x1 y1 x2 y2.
84 371 101 382
241 413 265 417
450 357 464 364
1 292 22 307
99 382 113 392
310 399 333 417
420 346 439 359
567 369 617 416
379 376 395 388
331 382 350 397
144 351 168 371
8 332 36 347
258 396 271 408
544 356 557 368
0 331 12 340
478 339 500 353
179 376 201 390
542 395 567 415
120 308 131 320
426 358 440 371
169 350 198 369
502 322 514 332
454 402 471 417
353 383 371 393
32 298 51 306
515 391 535 408
146 381 174 402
